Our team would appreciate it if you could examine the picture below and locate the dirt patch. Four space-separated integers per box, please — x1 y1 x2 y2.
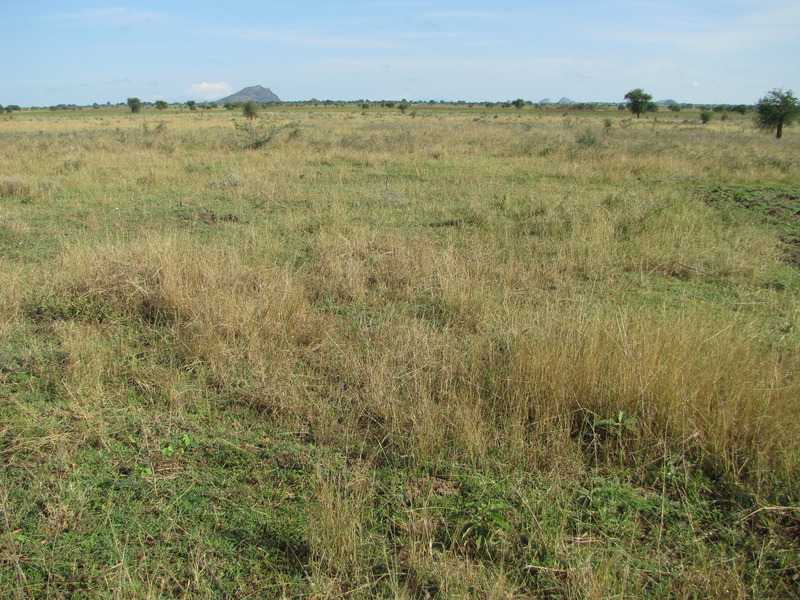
698 185 800 267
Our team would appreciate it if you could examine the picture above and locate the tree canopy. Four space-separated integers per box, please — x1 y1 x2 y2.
754 89 799 139
624 89 656 118
126 97 142 114
242 100 258 119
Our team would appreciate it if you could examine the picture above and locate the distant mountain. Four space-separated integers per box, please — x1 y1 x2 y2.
217 85 281 103
656 99 678 106
538 98 552 104
557 97 574 104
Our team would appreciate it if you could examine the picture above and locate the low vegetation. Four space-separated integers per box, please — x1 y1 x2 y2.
1 105 798 598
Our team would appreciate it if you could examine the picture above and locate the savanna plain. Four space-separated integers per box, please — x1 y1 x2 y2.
1 105 799 599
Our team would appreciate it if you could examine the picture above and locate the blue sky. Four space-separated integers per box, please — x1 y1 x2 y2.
2 1 798 106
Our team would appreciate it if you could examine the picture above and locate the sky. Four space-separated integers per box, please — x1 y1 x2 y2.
2 1 799 107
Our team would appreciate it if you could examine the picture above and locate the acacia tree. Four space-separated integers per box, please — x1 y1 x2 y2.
242 100 258 119
155 100 168 110
624 88 656 118
755 89 799 139
512 98 526 110
126 97 142 114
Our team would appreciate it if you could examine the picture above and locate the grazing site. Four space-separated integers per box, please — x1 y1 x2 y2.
1 104 799 598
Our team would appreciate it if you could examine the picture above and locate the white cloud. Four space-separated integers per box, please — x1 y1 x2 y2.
186 82 232 100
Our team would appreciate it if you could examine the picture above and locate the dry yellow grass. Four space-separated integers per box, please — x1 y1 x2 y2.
1 107 798 598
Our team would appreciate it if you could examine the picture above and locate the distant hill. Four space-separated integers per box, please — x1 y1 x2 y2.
538 98 552 104
656 99 678 106
557 97 574 104
217 85 280 103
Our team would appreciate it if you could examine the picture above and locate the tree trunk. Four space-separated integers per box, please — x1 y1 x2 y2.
776 121 783 139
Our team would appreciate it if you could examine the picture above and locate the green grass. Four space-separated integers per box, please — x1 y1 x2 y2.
1 108 799 598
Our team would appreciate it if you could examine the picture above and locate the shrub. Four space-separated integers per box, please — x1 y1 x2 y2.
233 119 300 149
126 97 142 114
242 100 259 119
755 88 800 139
0 176 32 198
576 128 600 146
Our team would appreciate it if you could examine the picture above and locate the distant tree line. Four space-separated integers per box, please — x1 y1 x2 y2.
5 89 797 139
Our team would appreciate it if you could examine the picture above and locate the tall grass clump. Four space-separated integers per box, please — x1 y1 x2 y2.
499 306 799 485
25 233 331 421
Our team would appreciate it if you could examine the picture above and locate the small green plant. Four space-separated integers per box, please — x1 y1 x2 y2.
161 433 194 456
700 110 713 124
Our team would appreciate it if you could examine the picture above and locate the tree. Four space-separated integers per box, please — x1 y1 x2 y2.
754 89 799 139
127 97 142 114
624 88 656 118
242 100 258 119
186 100 197 111
154 100 168 110
512 98 526 110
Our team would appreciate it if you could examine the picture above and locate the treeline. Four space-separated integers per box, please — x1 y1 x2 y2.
3 99 759 113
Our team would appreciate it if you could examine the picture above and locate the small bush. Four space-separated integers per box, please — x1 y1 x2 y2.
242 100 258 119
209 172 244 188
233 119 300 149
576 128 600 147
0 176 32 198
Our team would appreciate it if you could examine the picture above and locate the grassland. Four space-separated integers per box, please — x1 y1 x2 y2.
1 105 799 599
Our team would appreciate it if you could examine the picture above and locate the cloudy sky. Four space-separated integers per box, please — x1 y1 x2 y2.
2 1 798 106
